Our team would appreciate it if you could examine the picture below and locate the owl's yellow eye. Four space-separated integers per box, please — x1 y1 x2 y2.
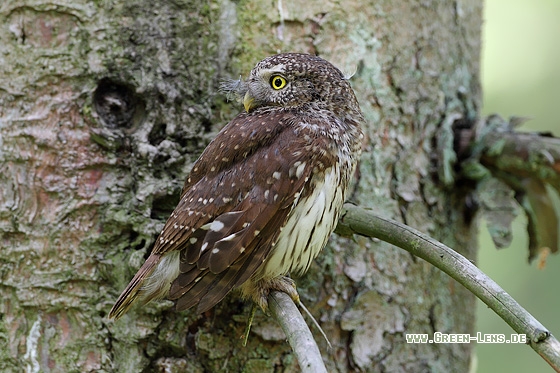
270 75 287 90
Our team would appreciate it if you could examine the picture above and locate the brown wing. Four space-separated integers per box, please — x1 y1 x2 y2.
168 110 335 313
154 109 296 257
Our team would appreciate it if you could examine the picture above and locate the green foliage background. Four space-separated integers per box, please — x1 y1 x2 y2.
477 0 560 371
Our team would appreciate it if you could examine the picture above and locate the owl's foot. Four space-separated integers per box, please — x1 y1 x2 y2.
241 276 300 346
255 275 300 313
242 276 332 349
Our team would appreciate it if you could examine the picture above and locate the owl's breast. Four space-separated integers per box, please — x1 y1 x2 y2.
256 164 345 280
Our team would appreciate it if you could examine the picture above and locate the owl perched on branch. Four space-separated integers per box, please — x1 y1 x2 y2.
109 53 364 320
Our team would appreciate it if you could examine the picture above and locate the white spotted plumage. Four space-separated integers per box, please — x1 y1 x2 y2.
109 53 364 320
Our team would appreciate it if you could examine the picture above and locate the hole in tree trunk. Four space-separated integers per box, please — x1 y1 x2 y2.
93 78 146 130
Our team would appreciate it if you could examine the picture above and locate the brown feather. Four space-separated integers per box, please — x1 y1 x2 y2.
195 254 253 313
175 270 217 311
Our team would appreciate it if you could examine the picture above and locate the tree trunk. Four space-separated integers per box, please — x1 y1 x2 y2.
0 0 482 372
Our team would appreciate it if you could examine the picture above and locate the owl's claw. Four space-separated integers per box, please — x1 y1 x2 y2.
254 276 300 313
242 276 300 345
243 276 332 350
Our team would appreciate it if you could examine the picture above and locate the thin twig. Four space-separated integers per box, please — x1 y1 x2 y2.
335 203 560 372
268 291 327 373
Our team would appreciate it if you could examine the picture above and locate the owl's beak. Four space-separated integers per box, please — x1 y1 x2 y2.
243 91 256 112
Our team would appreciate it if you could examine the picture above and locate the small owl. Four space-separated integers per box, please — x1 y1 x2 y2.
109 53 364 319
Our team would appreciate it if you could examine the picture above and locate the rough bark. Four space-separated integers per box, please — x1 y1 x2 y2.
0 0 482 372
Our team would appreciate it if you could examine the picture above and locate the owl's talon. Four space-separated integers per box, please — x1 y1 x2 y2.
251 275 300 313
246 276 332 349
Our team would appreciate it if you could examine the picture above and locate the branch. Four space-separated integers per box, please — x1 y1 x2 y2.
335 203 560 372
268 291 327 373
479 129 560 195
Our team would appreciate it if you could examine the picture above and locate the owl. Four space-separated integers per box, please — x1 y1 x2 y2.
109 53 364 319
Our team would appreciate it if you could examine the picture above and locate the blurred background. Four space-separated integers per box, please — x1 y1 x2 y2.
477 0 560 372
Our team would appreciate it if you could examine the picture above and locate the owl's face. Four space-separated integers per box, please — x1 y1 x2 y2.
231 53 353 113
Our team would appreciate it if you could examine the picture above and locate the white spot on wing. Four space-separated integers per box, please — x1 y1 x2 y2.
219 233 238 242
296 162 306 178
210 220 225 232
290 161 306 179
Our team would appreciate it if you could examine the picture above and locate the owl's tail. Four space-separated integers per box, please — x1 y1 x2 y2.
108 254 161 320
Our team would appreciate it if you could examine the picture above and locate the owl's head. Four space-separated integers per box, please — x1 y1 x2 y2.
222 53 357 115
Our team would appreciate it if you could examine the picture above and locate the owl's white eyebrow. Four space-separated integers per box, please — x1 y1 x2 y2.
261 69 286 80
